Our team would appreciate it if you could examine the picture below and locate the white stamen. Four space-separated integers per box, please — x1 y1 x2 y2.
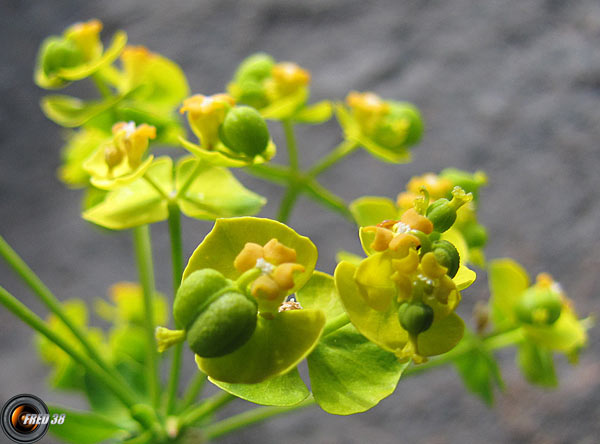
392 222 411 235
123 121 136 138
256 258 275 275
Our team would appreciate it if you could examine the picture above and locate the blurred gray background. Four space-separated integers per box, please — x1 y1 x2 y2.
1 0 600 443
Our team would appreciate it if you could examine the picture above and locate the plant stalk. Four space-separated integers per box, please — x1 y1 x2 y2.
166 204 185 415
308 140 358 177
0 284 138 409
0 235 123 382
132 225 161 409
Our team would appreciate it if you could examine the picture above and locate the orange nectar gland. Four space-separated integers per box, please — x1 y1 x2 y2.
233 239 304 316
268 62 311 96
179 94 235 149
107 122 156 170
346 91 390 133
64 19 103 61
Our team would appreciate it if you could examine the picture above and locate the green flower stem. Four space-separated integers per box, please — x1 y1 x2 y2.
244 164 291 184
0 284 138 410
304 179 352 220
91 72 112 98
203 396 316 441
175 160 204 199
132 225 161 409
308 140 359 177
282 120 300 172
322 312 350 336
277 187 300 223
166 203 184 415
180 372 208 410
180 392 236 428
0 235 122 382
276 120 302 223
404 328 525 378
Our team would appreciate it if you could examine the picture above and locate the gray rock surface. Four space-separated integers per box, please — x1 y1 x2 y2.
1 0 599 443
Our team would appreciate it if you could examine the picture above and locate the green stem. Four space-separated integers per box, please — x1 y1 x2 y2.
91 72 112 98
180 392 235 428
308 140 358 177
0 284 137 410
282 120 299 171
276 120 301 223
277 187 300 223
244 164 291 184
132 225 161 409
175 160 204 199
166 204 184 415
322 312 350 336
304 179 352 220
203 396 315 440
0 235 122 382
180 372 207 410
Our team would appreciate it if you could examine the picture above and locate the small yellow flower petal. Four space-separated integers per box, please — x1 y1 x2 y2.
233 242 265 272
263 238 297 265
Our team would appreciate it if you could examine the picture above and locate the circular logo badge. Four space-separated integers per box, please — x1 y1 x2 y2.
1 395 49 443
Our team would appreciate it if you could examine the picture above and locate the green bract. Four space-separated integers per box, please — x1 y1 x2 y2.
35 21 127 89
83 156 265 230
489 259 587 355
181 217 325 383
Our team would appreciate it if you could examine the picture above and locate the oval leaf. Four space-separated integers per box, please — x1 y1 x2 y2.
307 324 408 415
175 157 265 220
209 367 309 406
488 258 530 328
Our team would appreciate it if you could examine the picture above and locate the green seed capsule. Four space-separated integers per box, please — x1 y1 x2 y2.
187 292 258 357
398 301 434 335
42 37 83 76
173 269 258 358
461 222 488 249
431 240 460 278
220 106 270 157
426 199 456 233
515 286 562 326
234 53 275 83
174 269 230 329
372 102 423 151
236 80 269 109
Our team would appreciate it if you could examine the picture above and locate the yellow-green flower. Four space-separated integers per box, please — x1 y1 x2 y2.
336 91 423 163
35 19 127 89
83 121 156 189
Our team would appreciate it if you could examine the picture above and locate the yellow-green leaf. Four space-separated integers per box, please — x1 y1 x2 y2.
307 324 408 415
293 100 332 124
489 258 530 328
175 158 265 220
209 368 309 406
418 313 465 356
82 157 171 229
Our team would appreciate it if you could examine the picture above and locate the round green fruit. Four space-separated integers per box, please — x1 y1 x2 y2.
398 301 434 335
431 240 460 278
220 106 270 157
515 286 562 326
187 292 258 358
42 37 83 76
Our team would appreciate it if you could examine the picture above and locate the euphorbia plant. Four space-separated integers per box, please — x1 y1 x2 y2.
0 19 590 443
